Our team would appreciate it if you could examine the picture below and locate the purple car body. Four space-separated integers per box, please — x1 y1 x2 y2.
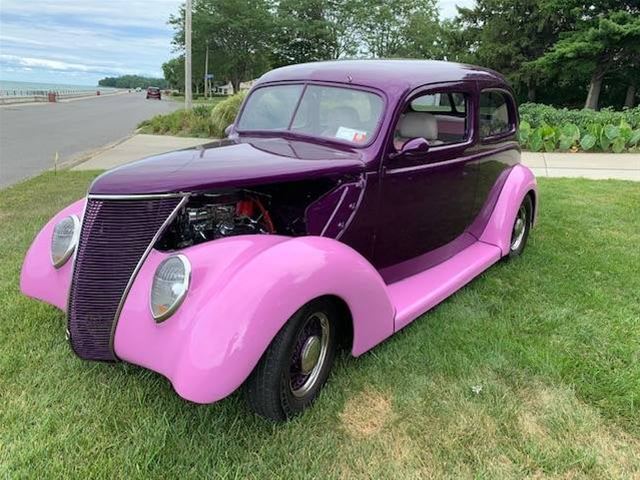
21 60 537 420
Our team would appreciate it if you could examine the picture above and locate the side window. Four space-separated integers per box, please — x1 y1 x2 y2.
395 91 468 150
479 90 513 138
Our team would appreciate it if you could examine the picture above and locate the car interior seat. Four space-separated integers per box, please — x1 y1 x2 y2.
395 111 444 150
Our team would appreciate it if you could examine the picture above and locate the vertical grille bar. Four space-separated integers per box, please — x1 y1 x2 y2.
68 196 182 361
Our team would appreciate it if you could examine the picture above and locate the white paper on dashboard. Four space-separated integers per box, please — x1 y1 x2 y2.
335 126 367 143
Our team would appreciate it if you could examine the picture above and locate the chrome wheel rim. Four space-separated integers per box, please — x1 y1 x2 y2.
290 312 330 398
510 205 527 251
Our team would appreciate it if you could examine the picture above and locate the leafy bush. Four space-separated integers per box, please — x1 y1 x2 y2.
138 106 217 137
210 92 246 138
137 93 246 138
519 103 640 153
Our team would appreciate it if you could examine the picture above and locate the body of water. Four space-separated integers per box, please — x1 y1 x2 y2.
0 80 118 96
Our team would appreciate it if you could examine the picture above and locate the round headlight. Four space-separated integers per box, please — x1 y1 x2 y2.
51 215 80 268
150 255 191 322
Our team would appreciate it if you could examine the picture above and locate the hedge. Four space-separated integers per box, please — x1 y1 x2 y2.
519 103 640 153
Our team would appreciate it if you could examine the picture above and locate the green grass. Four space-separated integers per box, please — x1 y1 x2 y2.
1 173 639 478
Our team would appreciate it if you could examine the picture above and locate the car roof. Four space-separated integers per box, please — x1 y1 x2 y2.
256 60 510 92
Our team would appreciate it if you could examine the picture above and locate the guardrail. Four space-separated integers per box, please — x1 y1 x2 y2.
0 89 121 105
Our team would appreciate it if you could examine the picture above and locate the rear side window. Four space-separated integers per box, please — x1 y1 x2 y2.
394 91 469 150
479 90 514 138
410 92 466 114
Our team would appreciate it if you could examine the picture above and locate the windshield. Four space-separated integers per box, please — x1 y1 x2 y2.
237 84 384 145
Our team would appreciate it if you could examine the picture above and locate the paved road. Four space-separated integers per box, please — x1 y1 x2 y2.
0 93 181 188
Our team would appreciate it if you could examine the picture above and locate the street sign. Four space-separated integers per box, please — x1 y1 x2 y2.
205 74 214 80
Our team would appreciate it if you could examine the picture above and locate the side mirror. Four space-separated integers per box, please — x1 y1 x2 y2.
399 137 430 156
224 124 234 137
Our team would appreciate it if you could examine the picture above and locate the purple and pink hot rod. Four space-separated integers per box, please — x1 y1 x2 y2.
21 60 537 421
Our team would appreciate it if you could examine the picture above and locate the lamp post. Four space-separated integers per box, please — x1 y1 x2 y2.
204 40 209 98
185 0 193 110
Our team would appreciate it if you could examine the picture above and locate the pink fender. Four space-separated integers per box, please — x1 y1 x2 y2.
20 198 86 310
480 164 537 255
113 235 395 404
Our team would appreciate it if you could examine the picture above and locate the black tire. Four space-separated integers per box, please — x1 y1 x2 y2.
244 298 339 421
506 194 533 259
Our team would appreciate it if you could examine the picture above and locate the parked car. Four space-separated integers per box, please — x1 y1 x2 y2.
146 86 161 100
21 60 537 421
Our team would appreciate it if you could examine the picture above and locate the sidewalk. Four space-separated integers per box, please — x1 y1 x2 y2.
74 134 640 181
522 152 640 181
73 134 211 171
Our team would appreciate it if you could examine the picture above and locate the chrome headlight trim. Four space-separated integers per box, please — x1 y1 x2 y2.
150 254 191 322
51 214 80 269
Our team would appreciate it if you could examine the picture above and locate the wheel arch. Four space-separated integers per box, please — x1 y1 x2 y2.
526 188 538 227
320 294 354 351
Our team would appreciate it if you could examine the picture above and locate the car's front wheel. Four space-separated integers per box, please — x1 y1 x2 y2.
507 194 533 259
245 298 339 421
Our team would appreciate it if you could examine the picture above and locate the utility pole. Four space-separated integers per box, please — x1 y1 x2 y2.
204 40 209 99
185 0 193 109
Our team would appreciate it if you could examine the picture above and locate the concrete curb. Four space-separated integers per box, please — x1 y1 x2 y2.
56 135 134 171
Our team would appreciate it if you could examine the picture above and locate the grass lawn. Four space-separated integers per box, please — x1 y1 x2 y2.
1 173 639 478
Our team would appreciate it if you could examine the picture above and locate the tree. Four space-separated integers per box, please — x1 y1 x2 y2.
271 0 338 67
529 10 640 109
170 0 275 93
98 75 167 89
349 0 439 58
162 57 185 90
445 0 562 102
325 0 360 59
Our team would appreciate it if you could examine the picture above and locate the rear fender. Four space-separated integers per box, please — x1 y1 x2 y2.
479 164 537 255
114 235 394 404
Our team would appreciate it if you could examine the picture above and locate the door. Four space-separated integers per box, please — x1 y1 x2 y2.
374 82 478 272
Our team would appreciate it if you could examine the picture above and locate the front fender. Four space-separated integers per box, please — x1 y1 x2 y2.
20 199 86 310
114 235 394 404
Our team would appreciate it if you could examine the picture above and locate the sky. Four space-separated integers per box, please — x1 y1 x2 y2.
0 0 475 86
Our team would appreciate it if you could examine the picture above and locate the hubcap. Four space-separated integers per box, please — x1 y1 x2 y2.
300 336 321 374
510 205 527 251
290 312 330 398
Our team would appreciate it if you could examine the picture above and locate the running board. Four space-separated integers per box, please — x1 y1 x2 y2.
388 241 502 331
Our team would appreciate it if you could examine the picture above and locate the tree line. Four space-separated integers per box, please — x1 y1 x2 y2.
163 0 640 110
98 75 169 89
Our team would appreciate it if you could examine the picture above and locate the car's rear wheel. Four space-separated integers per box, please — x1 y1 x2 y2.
245 298 339 421
507 194 533 259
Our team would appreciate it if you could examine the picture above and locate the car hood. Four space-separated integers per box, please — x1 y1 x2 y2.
89 137 366 195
